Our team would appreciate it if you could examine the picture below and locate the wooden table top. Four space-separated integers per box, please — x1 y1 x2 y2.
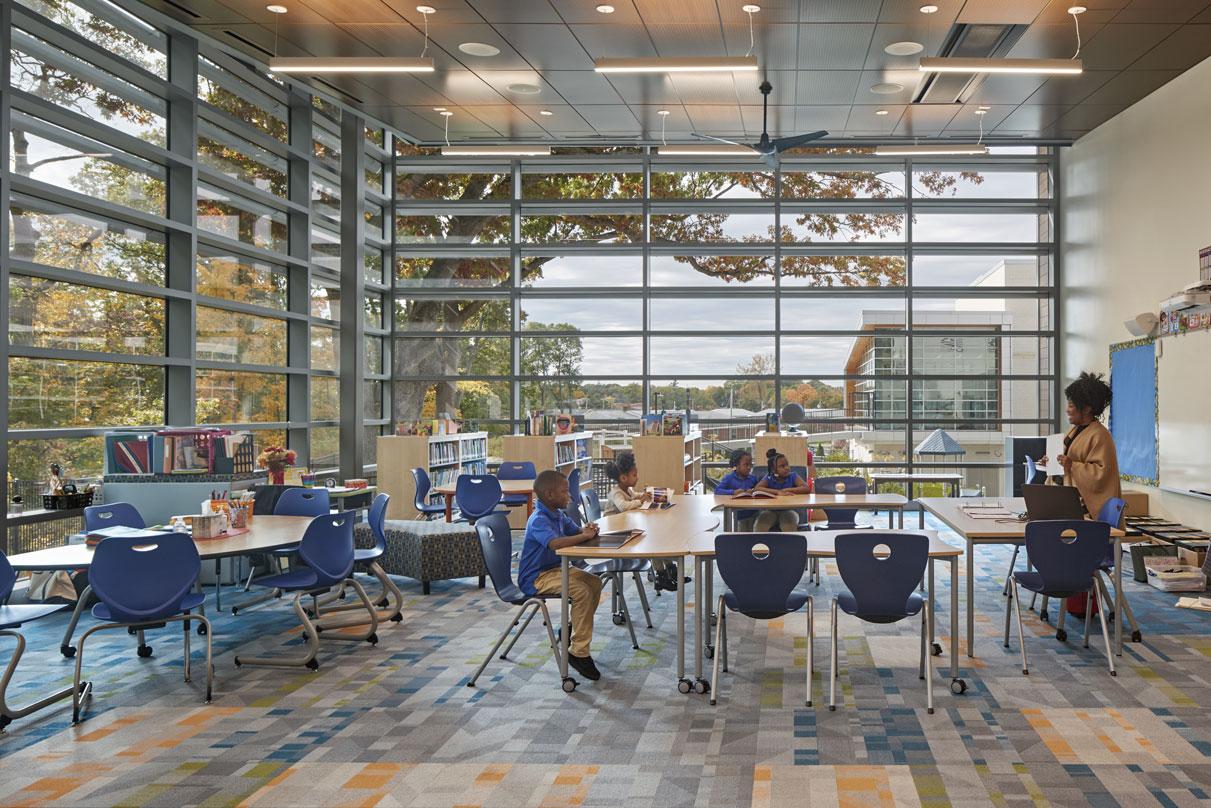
917 497 1125 541
556 493 721 559
7 515 315 570
328 486 376 498
870 473 963 482
433 479 535 496
688 528 962 558
713 492 909 510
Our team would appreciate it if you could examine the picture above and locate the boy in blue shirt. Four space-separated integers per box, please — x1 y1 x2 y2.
518 469 605 681
715 449 760 531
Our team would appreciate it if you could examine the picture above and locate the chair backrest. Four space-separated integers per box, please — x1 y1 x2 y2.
563 468 583 526
274 487 331 517
1024 519 1110 594
368 492 390 552
84 502 145 532
90 533 199 623
714 533 807 618
815 475 866 526
497 461 536 481
1024 455 1040 485
411 467 432 510
0 550 15 602
581 488 603 522
1096 496 1126 530
835 532 928 620
455 474 502 519
297 511 356 586
475 513 516 599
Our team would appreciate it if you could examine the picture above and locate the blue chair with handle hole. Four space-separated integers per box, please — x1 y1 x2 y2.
1005 519 1116 677
454 475 509 524
830 532 933 713
232 487 332 616
576 487 654 634
234 511 378 671
411 468 447 520
497 461 537 512
563 468 584 526
314 493 405 628
84 502 145 532
467 513 564 689
72 533 212 724
710 533 813 706
0 549 73 731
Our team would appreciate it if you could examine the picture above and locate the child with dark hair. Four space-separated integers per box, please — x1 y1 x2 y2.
754 448 813 532
715 449 760 531
603 451 651 515
1039 371 1121 518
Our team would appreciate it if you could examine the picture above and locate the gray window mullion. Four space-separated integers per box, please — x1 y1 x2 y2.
164 31 197 427
339 110 367 479
286 87 313 465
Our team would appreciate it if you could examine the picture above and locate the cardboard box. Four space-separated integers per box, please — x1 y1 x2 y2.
1178 546 1207 569
1122 491 1149 517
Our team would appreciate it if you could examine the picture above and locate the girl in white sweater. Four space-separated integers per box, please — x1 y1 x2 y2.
603 451 651 515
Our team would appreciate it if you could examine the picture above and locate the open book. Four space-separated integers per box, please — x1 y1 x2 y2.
585 529 644 548
730 489 777 499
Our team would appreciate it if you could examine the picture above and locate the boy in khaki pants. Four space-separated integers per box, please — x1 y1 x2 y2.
517 469 604 681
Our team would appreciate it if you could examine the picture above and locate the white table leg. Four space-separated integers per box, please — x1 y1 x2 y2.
966 539 975 657
560 558 571 688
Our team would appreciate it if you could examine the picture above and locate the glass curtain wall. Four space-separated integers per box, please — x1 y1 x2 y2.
393 149 1058 494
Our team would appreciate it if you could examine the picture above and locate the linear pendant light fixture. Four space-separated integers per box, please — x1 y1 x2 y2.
440 145 552 156
266 5 435 74
595 56 758 73
874 143 988 156
917 6 1086 76
658 144 759 156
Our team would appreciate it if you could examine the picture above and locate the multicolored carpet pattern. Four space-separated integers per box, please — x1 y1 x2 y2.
3 515 1211 807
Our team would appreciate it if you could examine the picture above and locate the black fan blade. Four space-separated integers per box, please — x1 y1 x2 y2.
770 130 829 152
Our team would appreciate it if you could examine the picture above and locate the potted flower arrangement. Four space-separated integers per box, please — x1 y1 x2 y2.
257 446 297 485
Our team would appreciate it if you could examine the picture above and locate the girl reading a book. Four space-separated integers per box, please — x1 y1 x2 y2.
754 449 813 532
604 452 683 591
715 449 761 531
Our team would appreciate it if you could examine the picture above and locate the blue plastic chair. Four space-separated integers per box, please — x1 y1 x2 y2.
467 513 563 688
72 533 212 723
563 468 583 526
84 502 145 532
411 468 446 520
0 550 72 731
710 533 813 706
814 476 869 530
830 532 932 713
235 512 379 670
314 493 404 628
581 488 603 522
1091 496 1140 643
274 487 331 516
454 475 507 523
497 461 536 509
570 484 653 635
1005 520 1115 676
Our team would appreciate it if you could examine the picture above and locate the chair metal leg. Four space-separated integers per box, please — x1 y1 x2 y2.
1002 546 1020 596
720 600 728 672
233 593 323 670
710 595 724 706
631 571 653 629
1100 570 1142 640
919 605 927 680
1039 594 1050 622
1056 599 1068 641
501 603 540 660
314 563 404 627
1083 589 1093 648
805 598 814 707
829 598 838 710
1011 579 1029 675
925 596 934 714
468 602 535 687
232 555 288 614
0 630 76 731
311 579 380 645
1003 578 1014 648
614 573 639 650
1093 575 1117 676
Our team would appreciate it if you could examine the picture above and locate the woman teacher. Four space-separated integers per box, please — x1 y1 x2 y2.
1040 371 1122 520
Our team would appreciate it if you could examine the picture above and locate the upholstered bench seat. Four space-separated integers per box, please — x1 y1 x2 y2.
355 519 486 594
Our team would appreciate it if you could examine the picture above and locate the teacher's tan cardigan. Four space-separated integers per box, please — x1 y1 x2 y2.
1061 419 1122 521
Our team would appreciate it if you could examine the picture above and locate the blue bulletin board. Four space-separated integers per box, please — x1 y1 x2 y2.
1108 338 1158 485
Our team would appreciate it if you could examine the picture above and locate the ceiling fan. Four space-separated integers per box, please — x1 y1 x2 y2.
692 80 827 167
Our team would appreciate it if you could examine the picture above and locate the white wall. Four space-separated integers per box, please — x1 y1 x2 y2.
1061 54 1211 526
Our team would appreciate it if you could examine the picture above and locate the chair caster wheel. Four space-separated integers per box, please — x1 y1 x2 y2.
612 613 625 626
1131 630 1142 643
377 598 389 608
677 678 692 694
931 642 943 657
315 626 324 634
704 645 714 660
305 659 320 671
829 705 835 711
367 633 379 645
234 658 242 668
710 614 717 627
390 614 403 623
61 645 76 659
694 679 710 695
950 679 967 695
1055 629 1067 642
561 677 577 693
1022 669 1029 675
197 624 207 636
137 645 153 658
231 608 240 616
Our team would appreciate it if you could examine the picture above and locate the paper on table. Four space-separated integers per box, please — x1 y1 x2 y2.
1045 433 1066 476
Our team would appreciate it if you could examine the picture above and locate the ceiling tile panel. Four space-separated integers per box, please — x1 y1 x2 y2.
893 103 962 136
720 23 799 71
955 0 1051 24
1130 25 1211 70
465 0 562 23
1077 23 1182 69
792 71 862 105
794 105 852 132
490 24 594 69
1020 70 1117 105
378 0 482 25
603 74 689 105
876 0 964 25
800 0 883 23
574 104 643 133
1079 68 1182 105
568 23 658 59
739 104 795 137
668 73 742 105
960 75 1051 106
548 0 645 25
684 105 745 135
1112 0 1211 23
539 71 625 104
644 24 728 58
796 24 877 70
997 103 1070 131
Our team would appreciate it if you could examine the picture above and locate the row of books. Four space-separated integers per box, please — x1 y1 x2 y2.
460 437 487 459
524 411 577 436
106 430 254 476
640 413 688 437
555 438 590 465
429 441 460 466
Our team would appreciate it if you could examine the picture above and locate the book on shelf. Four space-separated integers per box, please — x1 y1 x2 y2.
730 489 777 499
662 413 683 436
765 412 780 433
641 414 663 436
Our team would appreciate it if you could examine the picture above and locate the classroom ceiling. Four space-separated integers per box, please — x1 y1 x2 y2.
152 0 1211 145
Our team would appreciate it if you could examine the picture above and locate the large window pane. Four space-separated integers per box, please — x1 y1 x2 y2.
196 306 286 366
9 357 162 428
520 215 641 244
650 170 773 200
912 168 1047 199
649 337 775 375
650 254 774 287
521 298 640 331
519 336 641 376
912 254 1046 287
780 254 905 287
782 211 905 243
311 376 338 421
397 171 511 201
522 254 642 288
650 296 772 331
913 213 1043 243
396 336 510 377
781 168 905 199
398 215 510 245
198 56 287 142
198 119 288 198
197 183 288 252
395 255 511 289
651 212 774 244
196 369 286 423
781 295 906 331
9 276 164 354
196 248 288 309
395 297 509 332
14 0 168 78
311 326 339 372
522 170 642 199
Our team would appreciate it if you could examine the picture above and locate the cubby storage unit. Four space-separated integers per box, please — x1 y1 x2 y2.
754 431 813 472
377 432 489 520
500 432 594 528
632 432 703 494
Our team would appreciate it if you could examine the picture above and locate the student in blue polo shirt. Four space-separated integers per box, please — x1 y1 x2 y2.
754 448 813 532
715 448 760 531
517 469 605 681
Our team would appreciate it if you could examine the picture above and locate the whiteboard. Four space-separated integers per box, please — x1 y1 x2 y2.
1158 332 1211 497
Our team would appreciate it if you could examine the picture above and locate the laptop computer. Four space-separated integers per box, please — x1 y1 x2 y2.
1022 484 1085 520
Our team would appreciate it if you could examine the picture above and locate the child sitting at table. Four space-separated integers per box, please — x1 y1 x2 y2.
754 448 813 532
604 451 683 592
518 469 604 681
715 449 760 531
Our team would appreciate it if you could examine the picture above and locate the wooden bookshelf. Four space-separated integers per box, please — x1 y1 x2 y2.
754 431 812 472
500 432 593 527
377 432 488 520
632 433 703 494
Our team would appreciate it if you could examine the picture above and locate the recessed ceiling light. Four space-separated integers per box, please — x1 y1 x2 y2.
439 110 453 117
459 42 500 57
596 4 615 13
266 5 287 13
507 83 542 94
973 109 987 116
539 109 553 116
875 109 889 116
741 4 761 12
870 82 903 94
416 5 435 13
433 107 446 111
1067 5 1087 13
885 41 924 56
657 109 671 116
919 4 939 13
